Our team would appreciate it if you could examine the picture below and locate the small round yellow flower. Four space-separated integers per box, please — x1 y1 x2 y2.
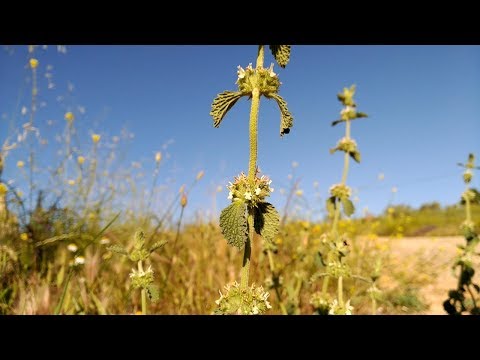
17 161 25 168
92 134 101 143
29 58 38 69
77 156 85 165
196 170 205 181
181 193 188 207
20 233 29 241
0 183 7 196
295 189 303 197
68 179 75 186
155 152 162 163
64 112 75 122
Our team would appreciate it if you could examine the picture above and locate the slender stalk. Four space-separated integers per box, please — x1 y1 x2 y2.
267 248 288 314
323 119 352 297
28 62 38 214
465 184 471 223
338 276 344 307
161 204 186 291
145 160 162 222
240 45 264 290
138 260 147 315
54 268 73 315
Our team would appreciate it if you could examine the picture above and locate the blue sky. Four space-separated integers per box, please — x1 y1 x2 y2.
1 45 479 221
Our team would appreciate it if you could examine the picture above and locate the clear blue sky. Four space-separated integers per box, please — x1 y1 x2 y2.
1 45 479 222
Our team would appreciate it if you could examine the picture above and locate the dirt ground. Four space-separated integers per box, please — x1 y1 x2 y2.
384 236 476 315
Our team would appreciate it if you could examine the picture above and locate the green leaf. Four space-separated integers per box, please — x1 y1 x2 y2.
210 91 244 128
331 118 344 127
460 266 475 285
106 244 128 256
269 45 291 68
147 284 160 303
337 85 356 106
134 230 146 250
149 239 168 254
254 202 280 244
350 150 361 163
326 196 336 217
355 111 368 119
443 299 458 315
341 198 355 217
467 153 475 167
269 93 293 137
219 201 248 249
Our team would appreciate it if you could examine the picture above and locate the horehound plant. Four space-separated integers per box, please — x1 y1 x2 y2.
210 45 293 314
310 85 370 315
444 153 480 315
107 230 167 314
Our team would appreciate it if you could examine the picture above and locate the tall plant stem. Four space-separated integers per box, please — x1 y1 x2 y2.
323 120 351 297
138 260 147 315
241 45 264 290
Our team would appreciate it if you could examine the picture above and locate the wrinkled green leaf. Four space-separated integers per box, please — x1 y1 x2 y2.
460 266 475 285
342 198 355 217
355 112 368 119
147 284 160 302
331 112 368 127
219 201 248 249
254 202 280 244
331 118 344 127
210 91 244 128
149 239 168 254
443 299 458 315
448 290 465 302
269 93 293 137
106 245 128 256
326 196 336 217
269 45 291 68
350 150 361 163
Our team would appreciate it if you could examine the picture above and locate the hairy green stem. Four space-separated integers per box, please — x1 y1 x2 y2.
465 184 471 223
138 260 147 315
338 276 344 308
241 214 253 289
324 120 352 299
28 64 37 214
241 45 264 290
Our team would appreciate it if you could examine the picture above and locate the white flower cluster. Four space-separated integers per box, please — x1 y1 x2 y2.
226 172 274 205
329 299 354 315
329 183 352 199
